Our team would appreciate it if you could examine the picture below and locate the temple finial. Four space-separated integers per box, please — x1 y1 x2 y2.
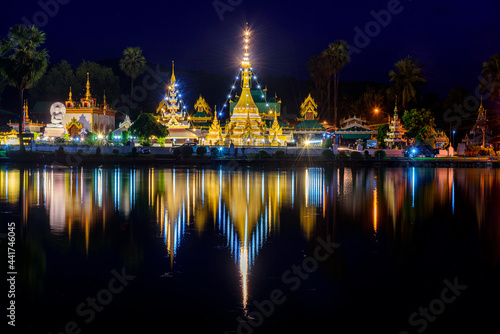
85 72 91 101
171 61 176 84
68 86 73 101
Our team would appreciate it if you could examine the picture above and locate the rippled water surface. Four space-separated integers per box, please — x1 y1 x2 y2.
1 166 499 333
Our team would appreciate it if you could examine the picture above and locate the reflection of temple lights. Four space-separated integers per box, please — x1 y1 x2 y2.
452 171 455 215
114 167 121 211
373 188 378 235
412 167 415 208
95 168 103 208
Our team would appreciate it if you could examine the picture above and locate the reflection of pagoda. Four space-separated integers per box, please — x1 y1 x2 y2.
203 26 290 146
63 73 116 136
384 97 406 147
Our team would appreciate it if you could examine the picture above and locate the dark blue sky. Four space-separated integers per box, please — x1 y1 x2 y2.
1 0 499 98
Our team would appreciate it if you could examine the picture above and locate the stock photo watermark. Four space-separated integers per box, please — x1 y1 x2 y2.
48 267 135 334
228 235 340 334
399 277 467 334
213 0 243 22
21 0 71 28
6 222 17 327
443 73 499 130
348 0 405 58
110 64 169 117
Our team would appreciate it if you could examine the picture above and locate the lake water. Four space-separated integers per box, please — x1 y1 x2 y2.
1 165 499 334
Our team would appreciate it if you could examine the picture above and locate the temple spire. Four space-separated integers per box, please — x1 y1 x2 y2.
171 61 176 84
23 99 29 123
68 86 73 101
233 25 258 112
85 72 91 101
394 95 398 114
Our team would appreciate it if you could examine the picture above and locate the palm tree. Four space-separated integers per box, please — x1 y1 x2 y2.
0 25 49 152
119 47 146 96
322 41 350 128
389 56 426 109
480 52 500 100
307 53 330 118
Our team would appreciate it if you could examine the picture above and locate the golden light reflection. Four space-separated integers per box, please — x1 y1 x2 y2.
3 166 500 310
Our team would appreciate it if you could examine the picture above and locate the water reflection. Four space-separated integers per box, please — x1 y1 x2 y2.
1 166 500 311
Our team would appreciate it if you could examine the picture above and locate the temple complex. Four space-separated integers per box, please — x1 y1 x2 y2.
203 27 290 146
62 73 116 137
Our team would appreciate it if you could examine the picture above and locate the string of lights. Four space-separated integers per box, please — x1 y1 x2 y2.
216 68 273 118
216 26 273 119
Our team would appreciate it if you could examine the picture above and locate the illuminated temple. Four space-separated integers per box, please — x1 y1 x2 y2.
203 28 291 146
63 73 116 136
156 61 200 144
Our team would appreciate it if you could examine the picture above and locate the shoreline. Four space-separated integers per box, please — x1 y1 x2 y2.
1 151 498 168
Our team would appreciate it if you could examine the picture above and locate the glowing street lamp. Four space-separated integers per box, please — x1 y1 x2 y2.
373 108 389 123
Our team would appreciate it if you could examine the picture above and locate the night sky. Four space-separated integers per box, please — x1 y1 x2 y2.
1 0 499 98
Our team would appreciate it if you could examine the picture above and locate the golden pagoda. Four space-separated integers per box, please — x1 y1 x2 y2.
204 26 290 146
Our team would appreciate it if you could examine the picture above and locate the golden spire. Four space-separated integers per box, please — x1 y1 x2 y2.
242 25 251 70
68 86 73 101
23 99 29 123
394 95 398 114
85 72 91 101
171 61 176 84
233 25 258 112
103 90 107 109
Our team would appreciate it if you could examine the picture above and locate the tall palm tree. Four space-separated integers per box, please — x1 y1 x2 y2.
389 56 426 109
119 47 146 96
480 52 500 100
307 53 330 119
0 25 49 152
322 40 350 128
